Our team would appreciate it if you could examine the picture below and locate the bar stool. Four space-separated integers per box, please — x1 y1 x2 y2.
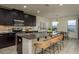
45 36 47 39
37 37 40 41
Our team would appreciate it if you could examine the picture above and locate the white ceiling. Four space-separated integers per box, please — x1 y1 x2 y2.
0 4 79 19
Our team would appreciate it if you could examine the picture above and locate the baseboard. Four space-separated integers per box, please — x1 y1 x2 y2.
68 37 78 40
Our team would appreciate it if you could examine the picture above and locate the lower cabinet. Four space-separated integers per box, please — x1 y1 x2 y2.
0 33 16 48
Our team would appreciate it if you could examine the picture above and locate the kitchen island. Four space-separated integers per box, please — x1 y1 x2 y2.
16 32 37 54
16 32 61 54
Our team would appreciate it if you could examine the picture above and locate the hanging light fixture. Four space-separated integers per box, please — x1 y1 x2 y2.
56 15 59 24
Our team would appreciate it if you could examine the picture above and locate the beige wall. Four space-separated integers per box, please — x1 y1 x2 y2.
33 16 50 31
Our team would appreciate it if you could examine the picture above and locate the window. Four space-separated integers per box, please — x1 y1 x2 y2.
68 20 76 32
52 21 59 31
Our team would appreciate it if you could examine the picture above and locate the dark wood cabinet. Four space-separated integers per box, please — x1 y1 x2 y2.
0 8 24 26
31 15 36 26
0 33 16 48
11 9 24 20
0 8 36 26
24 14 36 26
4 10 14 25
0 8 14 26
24 14 31 26
0 9 6 25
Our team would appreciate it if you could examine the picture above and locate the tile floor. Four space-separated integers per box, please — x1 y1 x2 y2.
0 39 79 54
0 45 17 54
59 39 79 54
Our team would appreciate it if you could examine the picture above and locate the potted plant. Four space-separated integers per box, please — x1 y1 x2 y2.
48 28 52 33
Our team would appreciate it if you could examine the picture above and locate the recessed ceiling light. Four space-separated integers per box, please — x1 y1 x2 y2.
37 10 40 13
24 5 27 8
59 4 63 6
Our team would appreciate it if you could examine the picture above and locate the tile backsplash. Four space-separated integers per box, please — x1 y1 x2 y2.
0 25 38 32
0 25 13 32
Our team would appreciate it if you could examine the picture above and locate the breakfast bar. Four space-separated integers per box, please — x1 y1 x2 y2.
16 32 64 54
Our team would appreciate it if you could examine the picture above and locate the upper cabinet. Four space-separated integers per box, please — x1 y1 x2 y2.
4 10 14 25
0 9 5 25
0 8 36 26
0 8 14 26
24 14 36 26
11 9 24 20
0 8 24 26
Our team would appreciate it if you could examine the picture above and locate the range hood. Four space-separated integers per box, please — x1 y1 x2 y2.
12 19 24 32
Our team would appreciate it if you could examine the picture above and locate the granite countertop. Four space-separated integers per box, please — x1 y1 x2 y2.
16 32 37 39
0 32 15 34
16 32 61 40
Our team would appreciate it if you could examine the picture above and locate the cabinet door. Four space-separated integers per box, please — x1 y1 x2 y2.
11 10 24 20
17 11 24 20
4 10 14 25
28 15 32 26
33 16 36 26
0 33 15 48
0 9 5 25
0 9 14 25
24 14 29 26
11 11 18 19
24 14 35 26
31 15 36 26
8 10 14 25
24 15 36 26
5 33 15 46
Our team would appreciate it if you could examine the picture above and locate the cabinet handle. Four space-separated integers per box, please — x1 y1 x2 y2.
0 35 3 36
